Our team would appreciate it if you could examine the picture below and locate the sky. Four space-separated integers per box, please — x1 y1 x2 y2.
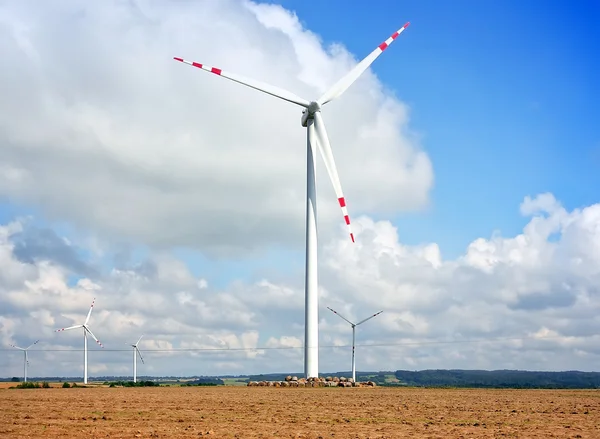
0 0 599 379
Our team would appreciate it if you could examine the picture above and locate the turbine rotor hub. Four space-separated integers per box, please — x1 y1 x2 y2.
307 101 321 115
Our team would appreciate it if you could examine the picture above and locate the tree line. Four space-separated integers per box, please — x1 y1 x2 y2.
393 369 600 389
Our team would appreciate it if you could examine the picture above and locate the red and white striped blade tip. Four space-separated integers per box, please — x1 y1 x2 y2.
173 57 222 75
379 22 411 51
337 196 355 243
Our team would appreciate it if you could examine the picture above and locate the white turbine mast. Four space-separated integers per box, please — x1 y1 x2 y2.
174 22 409 378
327 306 383 382
128 334 145 383
9 339 39 382
55 298 104 384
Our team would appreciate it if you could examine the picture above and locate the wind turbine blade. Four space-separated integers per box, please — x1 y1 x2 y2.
135 334 144 346
356 310 383 326
317 22 410 106
25 340 39 350
84 327 104 348
326 306 355 326
173 57 310 108
313 112 354 242
84 298 96 325
136 347 145 364
10 344 25 350
55 325 83 332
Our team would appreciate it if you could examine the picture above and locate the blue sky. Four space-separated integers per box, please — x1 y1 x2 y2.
270 0 600 257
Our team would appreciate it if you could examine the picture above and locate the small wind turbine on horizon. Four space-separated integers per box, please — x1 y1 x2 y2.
9 340 39 382
327 306 383 382
174 21 410 378
55 298 104 384
128 335 145 383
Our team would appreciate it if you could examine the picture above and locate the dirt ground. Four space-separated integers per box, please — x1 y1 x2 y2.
0 385 598 438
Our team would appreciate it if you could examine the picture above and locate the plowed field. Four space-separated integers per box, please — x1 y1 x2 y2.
1 385 599 438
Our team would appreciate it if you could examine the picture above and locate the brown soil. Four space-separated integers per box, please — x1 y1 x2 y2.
0 386 598 438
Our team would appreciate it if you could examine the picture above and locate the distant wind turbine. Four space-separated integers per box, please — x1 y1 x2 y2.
10 340 39 382
128 335 145 383
327 307 383 382
55 298 104 384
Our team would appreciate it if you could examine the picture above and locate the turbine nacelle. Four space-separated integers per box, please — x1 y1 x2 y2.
301 109 309 127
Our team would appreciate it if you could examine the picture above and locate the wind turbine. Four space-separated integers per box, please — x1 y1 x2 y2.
327 306 383 382
9 340 39 382
174 22 410 378
128 335 145 383
55 298 104 384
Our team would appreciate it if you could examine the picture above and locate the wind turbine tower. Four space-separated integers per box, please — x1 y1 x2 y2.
128 335 145 383
327 306 383 382
55 298 104 384
9 340 39 382
174 22 409 378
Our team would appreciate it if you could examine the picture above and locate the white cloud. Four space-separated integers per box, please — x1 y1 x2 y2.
1 193 600 378
0 0 432 257
266 335 303 349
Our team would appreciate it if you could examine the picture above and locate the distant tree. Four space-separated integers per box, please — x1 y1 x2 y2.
11 377 20 382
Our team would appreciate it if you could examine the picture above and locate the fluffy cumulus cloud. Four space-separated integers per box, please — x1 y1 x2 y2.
0 0 432 256
2 193 600 378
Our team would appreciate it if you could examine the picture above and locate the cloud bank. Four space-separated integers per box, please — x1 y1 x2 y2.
0 0 432 257
2 193 600 377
